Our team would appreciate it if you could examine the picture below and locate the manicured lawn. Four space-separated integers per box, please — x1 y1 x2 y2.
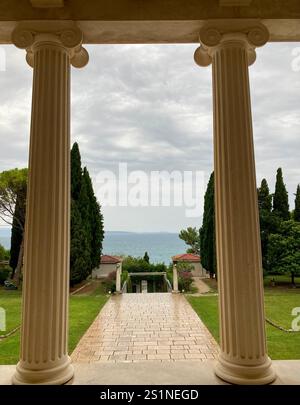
0 288 108 364
187 291 300 360
264 274 300 288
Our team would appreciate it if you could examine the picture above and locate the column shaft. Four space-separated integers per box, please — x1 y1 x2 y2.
116 268 121 293
13 42 73 385
212 40 275 384
173 266 179 293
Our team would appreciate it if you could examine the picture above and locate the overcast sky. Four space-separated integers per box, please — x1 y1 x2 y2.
0 43 299 233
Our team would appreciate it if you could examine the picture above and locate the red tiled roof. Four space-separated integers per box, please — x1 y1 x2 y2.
172 253 200 263
100 255 123 264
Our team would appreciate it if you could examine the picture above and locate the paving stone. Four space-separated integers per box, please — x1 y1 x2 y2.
71 293 219 363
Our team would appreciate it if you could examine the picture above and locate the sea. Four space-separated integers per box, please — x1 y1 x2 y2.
0 228 186 265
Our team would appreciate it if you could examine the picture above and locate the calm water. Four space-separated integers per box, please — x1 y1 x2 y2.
0 228 10 250
102 232 186 264
0 229 186 264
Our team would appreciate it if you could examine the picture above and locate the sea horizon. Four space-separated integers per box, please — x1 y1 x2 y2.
0 228 187 264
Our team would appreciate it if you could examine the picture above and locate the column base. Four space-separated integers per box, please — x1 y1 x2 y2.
214 355 276 385
12 356 74 385
172 290 180 294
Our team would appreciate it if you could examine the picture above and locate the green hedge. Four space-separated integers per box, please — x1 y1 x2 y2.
0 267 11 284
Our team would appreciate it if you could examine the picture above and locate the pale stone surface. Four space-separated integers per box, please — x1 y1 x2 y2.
191 277 210 294
172 265 179 293
1 2 300 43
195 22 275 385
1 361 300 385
71 293 219 363
11 23 88 386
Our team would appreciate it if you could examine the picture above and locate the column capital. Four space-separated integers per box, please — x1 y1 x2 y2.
194 20 269 67
12 21 89 68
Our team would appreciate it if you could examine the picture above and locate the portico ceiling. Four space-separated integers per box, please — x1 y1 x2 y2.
0 0 299 43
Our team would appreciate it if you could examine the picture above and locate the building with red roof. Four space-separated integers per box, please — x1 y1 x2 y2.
92 255 123 279
172 253 207 278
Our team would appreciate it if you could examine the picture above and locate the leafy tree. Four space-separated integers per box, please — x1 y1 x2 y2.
179 227 200 255
143 251 150 263
0 168 27 284
294 184 300 222
0 243 9 260
273 168 290 220
200 172 216 278
10 190 26 279
268 220 300 285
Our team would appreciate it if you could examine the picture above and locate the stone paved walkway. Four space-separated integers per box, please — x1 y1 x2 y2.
71 293 219 363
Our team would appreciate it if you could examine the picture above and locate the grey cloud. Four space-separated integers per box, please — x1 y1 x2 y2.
0 43 299 232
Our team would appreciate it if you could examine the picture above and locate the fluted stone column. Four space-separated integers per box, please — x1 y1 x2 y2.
194 22 276 385
11 22 88 385
172 264 179 293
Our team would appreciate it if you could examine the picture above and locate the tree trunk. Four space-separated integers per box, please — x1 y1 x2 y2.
13 236 24 286
291 271 295 286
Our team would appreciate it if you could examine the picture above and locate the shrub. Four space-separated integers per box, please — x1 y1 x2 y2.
103 270 116 293
176 261 194 292
0 267 11 285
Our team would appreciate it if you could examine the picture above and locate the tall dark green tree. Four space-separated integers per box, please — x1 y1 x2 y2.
294 184 300 222
200 172 216 278
71 142 82 201
258 179 272 212
80 167 104 270
273 168 290 220
70 143 104 284
257 178 274 272
143 251 150 263
70 200 91 285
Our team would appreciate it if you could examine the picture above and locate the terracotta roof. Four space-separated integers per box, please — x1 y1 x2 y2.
172 253 201 263
100 255 123 264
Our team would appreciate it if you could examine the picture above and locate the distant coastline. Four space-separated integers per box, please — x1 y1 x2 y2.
0 228 186 263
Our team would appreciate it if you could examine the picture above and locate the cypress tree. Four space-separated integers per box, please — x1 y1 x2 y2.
70 200 91 285
257 178 273 272
81 167 104 270
70 143 91 283
143 252 150 263
273 168 290 220
70 143 104 282
258 178 272 212
294 184 300 222
200 172 216 278
71 142 82 201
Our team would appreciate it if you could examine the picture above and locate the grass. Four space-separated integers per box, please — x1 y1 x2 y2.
0 287 108 364
264 274 300 288
187 292 300 360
